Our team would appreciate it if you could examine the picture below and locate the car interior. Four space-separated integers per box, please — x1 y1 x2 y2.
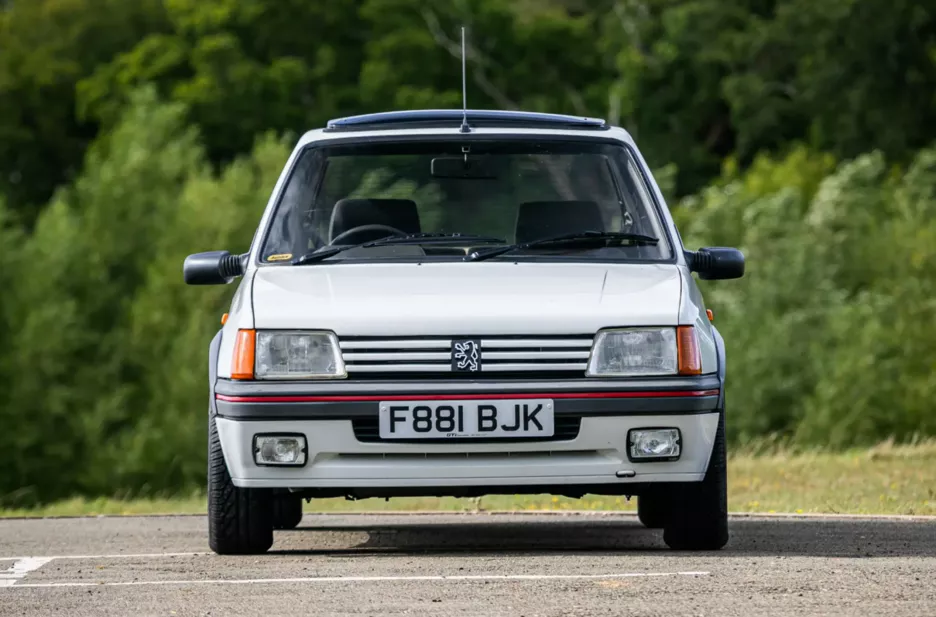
316 195 658 260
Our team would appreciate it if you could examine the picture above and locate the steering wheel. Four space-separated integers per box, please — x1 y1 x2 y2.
329 224 408 246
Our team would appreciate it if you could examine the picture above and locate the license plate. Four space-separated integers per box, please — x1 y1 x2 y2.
378 399 554 439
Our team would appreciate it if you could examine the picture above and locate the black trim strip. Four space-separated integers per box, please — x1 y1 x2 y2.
215 395 720 421
215 374 721 397
208 329 222 418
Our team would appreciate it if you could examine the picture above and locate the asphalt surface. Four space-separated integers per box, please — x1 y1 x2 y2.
1 512 934 616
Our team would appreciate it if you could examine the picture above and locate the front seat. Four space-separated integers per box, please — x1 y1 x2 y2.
328 198 422 243
514 200 605 243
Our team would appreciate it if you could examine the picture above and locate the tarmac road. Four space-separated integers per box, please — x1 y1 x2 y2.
1 512 934 616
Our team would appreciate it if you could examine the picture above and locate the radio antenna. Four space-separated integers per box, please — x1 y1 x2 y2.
459 26 471 133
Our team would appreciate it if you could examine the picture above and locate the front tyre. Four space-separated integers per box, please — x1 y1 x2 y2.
208 417 274 554
272 490 304 530
637 492 667 529
662 412 729 550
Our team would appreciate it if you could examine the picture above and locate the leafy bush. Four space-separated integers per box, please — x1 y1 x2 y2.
679 146 936 445
0 90 289 505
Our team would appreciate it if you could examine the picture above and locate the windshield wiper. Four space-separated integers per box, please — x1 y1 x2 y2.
369 232 506 245
291 233 507 265
464 230 659 262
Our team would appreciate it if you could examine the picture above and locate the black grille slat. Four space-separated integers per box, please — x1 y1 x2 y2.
352 416 581 444
339 371 588 381
339 334 594 379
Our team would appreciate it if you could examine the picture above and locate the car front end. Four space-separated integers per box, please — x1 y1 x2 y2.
212 263 724 497
186 109 744 554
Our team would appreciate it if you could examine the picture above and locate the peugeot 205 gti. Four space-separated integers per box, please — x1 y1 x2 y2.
183 109 745 554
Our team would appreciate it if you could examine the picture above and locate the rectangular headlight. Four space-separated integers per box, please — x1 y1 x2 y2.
586 328 677 377
628 428 681 461
255 331 346 379
253 434 307 466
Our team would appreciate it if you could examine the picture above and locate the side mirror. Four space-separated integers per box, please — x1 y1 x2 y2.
687 247 745 280
183 251 247 285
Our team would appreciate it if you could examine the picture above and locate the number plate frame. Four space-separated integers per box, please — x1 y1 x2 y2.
378 399 555 440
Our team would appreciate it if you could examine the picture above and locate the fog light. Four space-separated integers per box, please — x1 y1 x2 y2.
253 435 307 466
627 428 681 461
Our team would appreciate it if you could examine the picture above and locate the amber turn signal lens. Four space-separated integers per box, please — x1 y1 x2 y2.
706 309 714 321
221 312 229 325
231 329 256 380
677 326 702 375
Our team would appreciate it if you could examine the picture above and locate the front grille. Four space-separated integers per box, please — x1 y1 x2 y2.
339 335 593 378
352 416 582 444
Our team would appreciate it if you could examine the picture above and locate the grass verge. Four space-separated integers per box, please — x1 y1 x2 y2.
3 440 934 518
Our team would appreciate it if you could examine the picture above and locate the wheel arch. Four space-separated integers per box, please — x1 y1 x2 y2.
209 328 223 418
712 324 726 412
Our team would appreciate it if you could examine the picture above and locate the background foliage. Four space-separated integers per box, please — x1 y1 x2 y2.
1 0 935 504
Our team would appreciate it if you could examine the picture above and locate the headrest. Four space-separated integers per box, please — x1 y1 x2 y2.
329 198 421 241
515 200 605 243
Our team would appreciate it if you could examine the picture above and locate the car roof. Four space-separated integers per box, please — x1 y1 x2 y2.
323 109 609 132
296 109 637 148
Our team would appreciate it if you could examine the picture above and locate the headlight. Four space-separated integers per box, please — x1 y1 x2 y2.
586 328 678 377
255 331 346 379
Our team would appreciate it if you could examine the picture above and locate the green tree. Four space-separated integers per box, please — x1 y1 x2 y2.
77 0 366 164
78 0 619 168
357 0 615 114
8 0 935 214
0 86 292 504
726 0 936 164
679 143 936 445
796 148 936 445
607 0 936 193
607 0 755 191
0 88 204 503
0 0 169 221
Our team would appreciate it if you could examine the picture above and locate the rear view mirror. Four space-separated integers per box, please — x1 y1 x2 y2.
183 250 246 285
688 247 745 280
431 155 499 179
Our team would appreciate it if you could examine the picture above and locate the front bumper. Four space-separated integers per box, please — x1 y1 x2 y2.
213 375 722 490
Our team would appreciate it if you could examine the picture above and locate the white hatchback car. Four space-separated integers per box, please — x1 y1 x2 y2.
184 109 745 554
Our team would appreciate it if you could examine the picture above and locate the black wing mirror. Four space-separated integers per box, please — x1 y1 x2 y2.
183 251 247 285
686 247 745 280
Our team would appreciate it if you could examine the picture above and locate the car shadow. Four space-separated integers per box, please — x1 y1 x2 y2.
270 515 936 558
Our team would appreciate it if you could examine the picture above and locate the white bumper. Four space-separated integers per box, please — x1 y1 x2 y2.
216 413 720 489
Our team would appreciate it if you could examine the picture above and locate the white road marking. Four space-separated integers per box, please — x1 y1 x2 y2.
0 549 710 589
0 558 53 587
0 553 204 587
6 571 709 589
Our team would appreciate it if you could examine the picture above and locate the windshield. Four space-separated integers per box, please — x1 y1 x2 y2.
259 139 672 263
